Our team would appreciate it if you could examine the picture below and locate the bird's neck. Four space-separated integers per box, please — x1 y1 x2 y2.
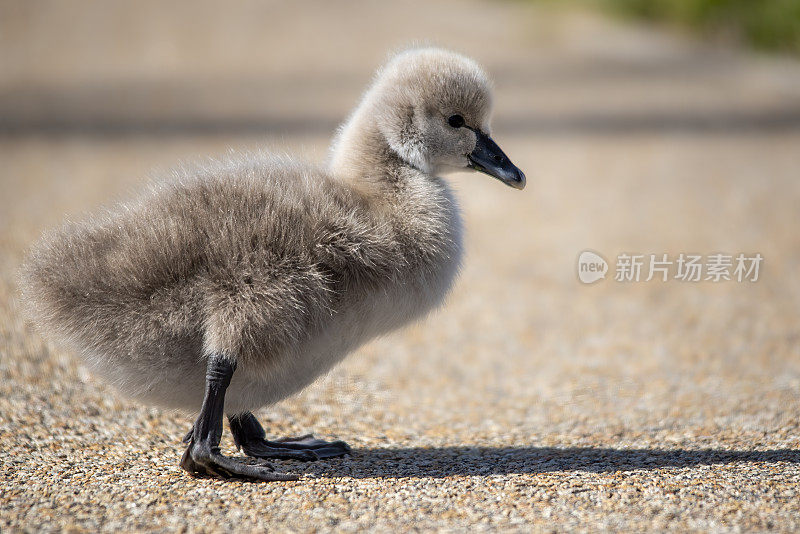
329 116 391 188
328 114 432 201
327 112 463 296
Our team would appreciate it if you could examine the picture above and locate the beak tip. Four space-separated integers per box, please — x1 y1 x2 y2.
509 168 526 190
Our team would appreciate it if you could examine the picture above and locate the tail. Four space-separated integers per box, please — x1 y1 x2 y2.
16 219 116 353
17 227 79 347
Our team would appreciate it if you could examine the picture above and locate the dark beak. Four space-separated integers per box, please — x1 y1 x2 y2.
467 129 526 190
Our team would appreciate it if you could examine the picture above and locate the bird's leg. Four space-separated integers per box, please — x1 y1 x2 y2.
180 354 298 481
228 411 351 461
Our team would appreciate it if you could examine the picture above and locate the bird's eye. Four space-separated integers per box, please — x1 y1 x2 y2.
447 114 465 128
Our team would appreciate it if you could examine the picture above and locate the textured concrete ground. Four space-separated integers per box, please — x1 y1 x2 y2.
2 0 800 531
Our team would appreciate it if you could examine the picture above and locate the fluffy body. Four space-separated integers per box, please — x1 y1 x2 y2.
20 154 462 412
19 48 494 414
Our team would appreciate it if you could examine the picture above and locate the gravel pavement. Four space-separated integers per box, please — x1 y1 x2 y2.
2 1 799 531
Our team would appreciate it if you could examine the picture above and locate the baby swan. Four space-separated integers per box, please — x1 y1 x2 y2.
19 48 525 481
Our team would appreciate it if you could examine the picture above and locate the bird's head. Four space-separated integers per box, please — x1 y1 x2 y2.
369 47 525 190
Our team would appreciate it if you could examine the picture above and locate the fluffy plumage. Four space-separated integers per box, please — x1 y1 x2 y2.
19 48 511 414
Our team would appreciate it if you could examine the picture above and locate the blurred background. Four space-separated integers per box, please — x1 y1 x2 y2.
2 0 799 531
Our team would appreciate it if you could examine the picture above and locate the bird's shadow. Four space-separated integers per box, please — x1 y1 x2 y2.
298 446 800 479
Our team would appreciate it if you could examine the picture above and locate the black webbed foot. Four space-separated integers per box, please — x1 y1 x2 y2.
180 437 298 481
229 412 351 461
